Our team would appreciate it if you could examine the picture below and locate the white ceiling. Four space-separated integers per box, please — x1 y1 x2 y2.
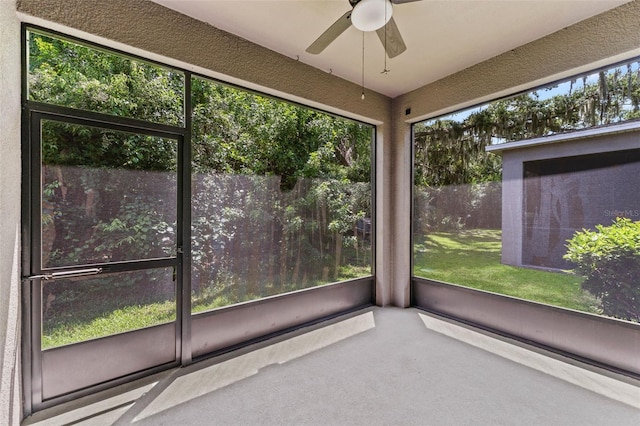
152 0 630 98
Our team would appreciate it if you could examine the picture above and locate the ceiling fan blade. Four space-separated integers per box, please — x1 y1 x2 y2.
376 17 406 59
391 0 423 4
306 10 353 54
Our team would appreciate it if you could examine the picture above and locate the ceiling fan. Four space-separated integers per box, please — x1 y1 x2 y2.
306 0 422 59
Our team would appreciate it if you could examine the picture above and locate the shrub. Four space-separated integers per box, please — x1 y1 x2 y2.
564 217 640 322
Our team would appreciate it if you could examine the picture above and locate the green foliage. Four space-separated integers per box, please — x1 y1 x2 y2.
29 31 184 125
414 117 502 187
190 76 373 306
30 31 183 272
41 122 177 268
414 230 599 313
191 78 371 188
31 29 374 345
564 218 640 321
414 65 640 188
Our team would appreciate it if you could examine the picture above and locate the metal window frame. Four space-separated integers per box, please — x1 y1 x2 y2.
413 277 640 378
21 23 377 415
409 77 640 379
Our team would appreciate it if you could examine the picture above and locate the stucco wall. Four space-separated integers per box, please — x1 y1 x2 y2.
395 0 640 122
0 0 23 423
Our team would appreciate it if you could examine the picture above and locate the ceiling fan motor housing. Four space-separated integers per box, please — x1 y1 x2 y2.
351 0 393 32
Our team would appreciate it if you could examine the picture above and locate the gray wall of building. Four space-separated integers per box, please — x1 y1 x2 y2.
502 156 524 266
498 129 640 268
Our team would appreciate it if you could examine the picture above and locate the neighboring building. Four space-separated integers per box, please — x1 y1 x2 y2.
487 122 640 269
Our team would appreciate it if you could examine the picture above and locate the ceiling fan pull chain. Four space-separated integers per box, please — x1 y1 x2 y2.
382 0 390 74
361 31 366 100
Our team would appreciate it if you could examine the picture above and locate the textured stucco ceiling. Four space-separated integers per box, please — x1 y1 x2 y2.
152 0 630 98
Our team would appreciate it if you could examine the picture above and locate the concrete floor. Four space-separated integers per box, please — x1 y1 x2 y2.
26 307 640 425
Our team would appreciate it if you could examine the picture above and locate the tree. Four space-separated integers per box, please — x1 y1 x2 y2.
414 66 640 188
413 66 640 233
191 76 373 305
30 29 374 315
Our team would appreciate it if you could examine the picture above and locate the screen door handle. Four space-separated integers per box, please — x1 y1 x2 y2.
24 267 102 281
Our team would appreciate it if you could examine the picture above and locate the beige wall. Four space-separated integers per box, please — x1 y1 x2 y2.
395 0 640 122
0 0 23 423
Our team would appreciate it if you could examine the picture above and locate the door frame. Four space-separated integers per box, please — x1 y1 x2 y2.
22 105 189 411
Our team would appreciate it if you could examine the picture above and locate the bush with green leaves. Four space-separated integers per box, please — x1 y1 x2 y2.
564 217 640 321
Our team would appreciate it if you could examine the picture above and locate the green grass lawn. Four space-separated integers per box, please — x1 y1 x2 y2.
42 300 176 349
45 231 598 350
414 229 600 313
42 264 372 349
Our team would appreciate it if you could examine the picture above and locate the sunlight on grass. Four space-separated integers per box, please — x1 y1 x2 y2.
44 267 373 349
414 230 600 313
42 300 176 349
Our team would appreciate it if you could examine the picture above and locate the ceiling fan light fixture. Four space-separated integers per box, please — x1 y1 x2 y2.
351 0 393 32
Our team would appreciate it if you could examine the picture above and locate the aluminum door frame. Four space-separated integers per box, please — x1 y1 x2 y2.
23 108 187 411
